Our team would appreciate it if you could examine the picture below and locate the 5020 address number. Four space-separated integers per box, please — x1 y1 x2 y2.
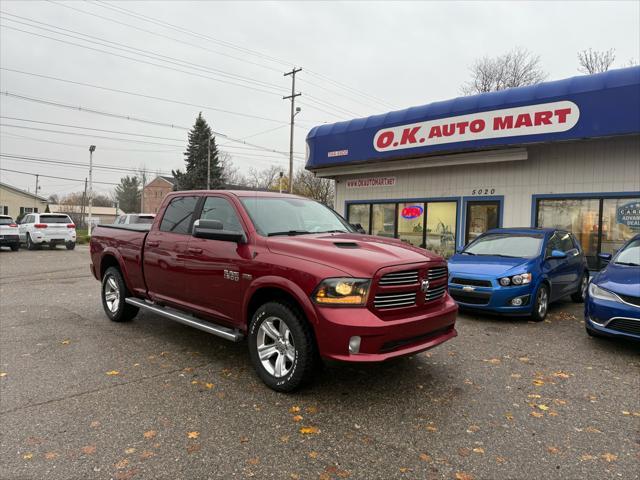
471 188 496 195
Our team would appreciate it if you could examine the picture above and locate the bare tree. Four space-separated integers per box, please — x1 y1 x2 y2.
219 152 248 186
245 165 282 190
294 169 335 207
578 48 616 74
461 47 547 95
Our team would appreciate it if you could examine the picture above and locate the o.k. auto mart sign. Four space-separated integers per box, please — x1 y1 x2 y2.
617 201 640 231
373 101 579 153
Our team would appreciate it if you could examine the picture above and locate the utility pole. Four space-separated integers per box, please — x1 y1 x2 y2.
88 145 96 236
207 137 211 190
279 171 283 194
140 171 147 213
80 177 87 228
34 174 39 209
284 67 302 193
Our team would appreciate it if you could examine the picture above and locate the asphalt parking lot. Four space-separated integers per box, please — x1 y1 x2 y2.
0 246 638 480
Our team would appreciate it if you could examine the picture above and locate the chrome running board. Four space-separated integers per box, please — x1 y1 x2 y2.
125 298 244 342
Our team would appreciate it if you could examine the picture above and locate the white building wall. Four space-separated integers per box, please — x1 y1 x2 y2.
334 136 640 234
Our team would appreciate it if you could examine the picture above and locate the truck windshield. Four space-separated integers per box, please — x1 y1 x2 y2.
240 197 353 237
463 234 543 258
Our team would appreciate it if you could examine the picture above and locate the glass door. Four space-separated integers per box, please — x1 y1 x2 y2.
465 201 500 245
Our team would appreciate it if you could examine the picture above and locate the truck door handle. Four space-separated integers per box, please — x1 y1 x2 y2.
188 247 203 254
147 240 159 247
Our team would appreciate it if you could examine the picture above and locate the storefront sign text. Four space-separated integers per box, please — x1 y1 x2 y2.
373 101 579 153
401 205 423 219
617 201 640 231
345 177 396 189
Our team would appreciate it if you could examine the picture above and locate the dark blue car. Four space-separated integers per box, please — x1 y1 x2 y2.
448 228 589 321
585 234 640 341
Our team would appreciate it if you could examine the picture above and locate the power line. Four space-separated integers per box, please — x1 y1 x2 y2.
1 90 301 155
0 67 302 126
0 12 288 95
0 166 119 185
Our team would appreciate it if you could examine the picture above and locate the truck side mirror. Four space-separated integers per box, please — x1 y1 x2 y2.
193 219 245 243
351 223 366 234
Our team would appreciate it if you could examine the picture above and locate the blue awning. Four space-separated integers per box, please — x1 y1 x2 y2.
305 66 640 170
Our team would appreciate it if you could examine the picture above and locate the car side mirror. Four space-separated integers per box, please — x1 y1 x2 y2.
192 219 245 243
597 252 612 262
549 249 567 259
350 223 366 234
456 246 464 253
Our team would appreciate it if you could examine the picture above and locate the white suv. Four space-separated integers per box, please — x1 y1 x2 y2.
0 215 20 251
18 213 77 250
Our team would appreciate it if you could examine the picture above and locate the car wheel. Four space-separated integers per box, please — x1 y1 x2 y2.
571 273 589 303
26 234 36 250
530 284 549 322
248 301 318 392
10 243 19 251
66 242 76 250
101 266 138 322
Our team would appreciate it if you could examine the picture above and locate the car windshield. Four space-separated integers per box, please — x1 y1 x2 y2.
463 233 544 258
240 197 353 237
39 215 72 224
0 217 14 225
615 238 640 266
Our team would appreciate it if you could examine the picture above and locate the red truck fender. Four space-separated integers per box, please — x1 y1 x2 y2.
242 275 320 330
97 247 138 295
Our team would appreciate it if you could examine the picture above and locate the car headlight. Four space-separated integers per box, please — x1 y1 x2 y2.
588 283 620 302
499 273 532 286
313 278 370 306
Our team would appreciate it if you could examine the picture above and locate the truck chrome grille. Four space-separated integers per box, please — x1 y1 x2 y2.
427 266 448 281
425 284 447 302
374 292 417 309
379 270 419 286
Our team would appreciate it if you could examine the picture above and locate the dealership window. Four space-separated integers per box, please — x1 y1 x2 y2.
426 202 457 258
347 204 370 233
536 196 639 269
348 201 458 257
372 204 396 238
397 203 425 247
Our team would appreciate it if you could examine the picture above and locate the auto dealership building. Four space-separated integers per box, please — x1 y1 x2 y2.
306 67 640 269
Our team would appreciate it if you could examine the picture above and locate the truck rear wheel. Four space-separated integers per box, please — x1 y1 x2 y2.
248 301 318 392
101 266 138 322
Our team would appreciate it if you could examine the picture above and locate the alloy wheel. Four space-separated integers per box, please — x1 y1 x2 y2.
537 288 548 317
581 275 588 300
256 316 296 378
104 275 120 314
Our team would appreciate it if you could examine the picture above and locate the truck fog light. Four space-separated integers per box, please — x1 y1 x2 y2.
348 336 361 354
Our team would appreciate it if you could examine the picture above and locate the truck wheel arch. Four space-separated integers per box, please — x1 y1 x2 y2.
245 280 319 333
99 251 134 294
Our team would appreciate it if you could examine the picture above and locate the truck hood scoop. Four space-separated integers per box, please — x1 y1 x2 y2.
333 241 359 248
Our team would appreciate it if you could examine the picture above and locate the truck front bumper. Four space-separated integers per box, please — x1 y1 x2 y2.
314 295 458 362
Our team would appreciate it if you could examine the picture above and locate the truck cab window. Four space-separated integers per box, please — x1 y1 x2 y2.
159 196 198 234
199 197 242 231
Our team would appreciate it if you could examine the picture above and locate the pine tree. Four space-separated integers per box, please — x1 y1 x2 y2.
173 113 223 190
114 175 141 213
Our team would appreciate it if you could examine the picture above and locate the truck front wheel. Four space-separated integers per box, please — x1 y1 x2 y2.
248 301 318 392
101 266 138 322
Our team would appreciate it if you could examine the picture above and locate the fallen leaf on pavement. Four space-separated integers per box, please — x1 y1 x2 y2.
466 425 480 433
187 431 200 439
621 410 631 415
528 394 541 399
299 426 319 435
530 411 544 418
484 358 501 365
114 458 129 469
187 443 201 454
248 457 260 465
496 456 507 464
143 430 157 439
533 379 545 386
580 454 596 461
124 448 136 454
419 453 431 462
106 370 120 376
308 451 319 459
504 412 514 421
292 415 303 422
455 472 474 480
204 383 214 389
553 371 571 379
547 446 560 454
44 452 58 460
140 450 155 459
305 406 318 414
239 436 249 443
22 453 33 460
425 425 438 432
81 445 96 455
537 404 549 411
61 339 70 345
473 447 485 454
601 453 618 462
289 406 301 413
518 357 530 362
280 435 289 443
510 373 521 378
458 447 471 457
585 426 601 433
90 421 101 429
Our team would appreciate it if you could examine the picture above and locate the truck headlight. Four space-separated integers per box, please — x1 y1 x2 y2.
313 278 370 306
499 273 532 286
588 283 620 302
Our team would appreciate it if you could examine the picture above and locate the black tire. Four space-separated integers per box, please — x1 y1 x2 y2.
66 242 76 250
248 301 318 392
26 233 36 250
530 283 549 322
571 272 588 303
10 243 19 251
49 243 57 249
101 266 138 322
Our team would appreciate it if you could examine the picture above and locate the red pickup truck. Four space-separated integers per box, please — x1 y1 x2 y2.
90 191 457 391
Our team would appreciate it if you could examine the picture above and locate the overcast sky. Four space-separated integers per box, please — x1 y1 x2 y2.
1 0 638 199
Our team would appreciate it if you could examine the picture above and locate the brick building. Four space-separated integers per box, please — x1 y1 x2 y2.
143 176 175 213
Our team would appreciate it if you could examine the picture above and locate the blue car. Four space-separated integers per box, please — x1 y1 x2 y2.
585 234 640 341
448 228 589 321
